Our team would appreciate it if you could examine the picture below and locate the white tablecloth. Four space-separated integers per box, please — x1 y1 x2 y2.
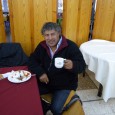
80 39 115 102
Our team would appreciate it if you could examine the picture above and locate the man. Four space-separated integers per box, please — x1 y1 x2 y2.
28 22 86 115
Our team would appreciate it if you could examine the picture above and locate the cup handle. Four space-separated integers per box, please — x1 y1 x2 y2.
64 59 66 62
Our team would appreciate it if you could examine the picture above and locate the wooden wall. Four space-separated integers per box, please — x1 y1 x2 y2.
93 0 115 41
8 0 32 55
111 13 115 41
0 0 6 42
0 0 115 55
8 0 57 55
62 0 92 46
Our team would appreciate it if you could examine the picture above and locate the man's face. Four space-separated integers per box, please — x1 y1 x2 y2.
43 30 60 48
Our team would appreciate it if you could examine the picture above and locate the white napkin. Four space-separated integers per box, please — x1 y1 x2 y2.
2 72 11 78
2 70 21 78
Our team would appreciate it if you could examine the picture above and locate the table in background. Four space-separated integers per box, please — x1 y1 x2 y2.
0 66 43 115
80 39 115 102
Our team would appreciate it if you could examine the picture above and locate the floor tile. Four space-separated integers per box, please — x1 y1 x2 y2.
76 89 102 102
76 89 115 115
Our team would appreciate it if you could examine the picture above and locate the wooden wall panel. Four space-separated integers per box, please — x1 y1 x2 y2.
8 0 32 55
33 0 57 49
0 0 6 42
52 0 57 22
111 13 115 41
93 0 115 41
62 0 80 43
62 0 92 46
76 0 92 45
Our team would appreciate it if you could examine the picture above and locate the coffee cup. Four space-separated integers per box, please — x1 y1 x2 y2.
55 57 66 68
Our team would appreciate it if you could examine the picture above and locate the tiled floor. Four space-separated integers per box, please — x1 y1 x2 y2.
77 70 115 115
77 89 115 115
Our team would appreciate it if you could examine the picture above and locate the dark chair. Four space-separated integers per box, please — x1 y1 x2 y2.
0 43 28 68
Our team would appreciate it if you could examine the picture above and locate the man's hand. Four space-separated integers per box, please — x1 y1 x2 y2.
0 74 4 80
39 73 49 84
64 59 73 69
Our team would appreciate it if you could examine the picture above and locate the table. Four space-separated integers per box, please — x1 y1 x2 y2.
0 66 43 115
80 39 115 102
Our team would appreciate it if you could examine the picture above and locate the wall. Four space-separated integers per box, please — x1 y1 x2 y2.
0 0 115 55
62 0 92 46
93 0 115 41
8 0 57 55
0 0 6 42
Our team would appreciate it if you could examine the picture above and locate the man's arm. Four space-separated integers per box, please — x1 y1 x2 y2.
64 42 86 74
28 45 46 77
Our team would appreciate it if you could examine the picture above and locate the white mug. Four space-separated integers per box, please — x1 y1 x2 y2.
55 57 66 68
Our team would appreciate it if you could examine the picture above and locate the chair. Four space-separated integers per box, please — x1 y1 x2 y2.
0 43 28 68
41 90 85 115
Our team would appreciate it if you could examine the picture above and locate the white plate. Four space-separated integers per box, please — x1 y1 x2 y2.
7 70 31 83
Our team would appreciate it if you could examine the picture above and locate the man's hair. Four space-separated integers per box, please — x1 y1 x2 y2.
41 22 61 35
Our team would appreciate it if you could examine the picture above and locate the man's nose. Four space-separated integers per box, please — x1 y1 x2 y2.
48 35 52 39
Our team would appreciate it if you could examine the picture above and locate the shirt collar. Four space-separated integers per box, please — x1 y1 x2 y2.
47 36 62 58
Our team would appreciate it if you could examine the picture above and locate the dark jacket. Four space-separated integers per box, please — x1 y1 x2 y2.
28 36 86 90
0 43 28 68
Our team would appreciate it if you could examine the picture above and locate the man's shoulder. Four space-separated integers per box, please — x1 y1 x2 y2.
39 40 46 45
66 39 78 48
36 40 46 48
34 41 46 51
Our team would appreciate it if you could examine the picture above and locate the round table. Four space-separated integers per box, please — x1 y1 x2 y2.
80 39 115 102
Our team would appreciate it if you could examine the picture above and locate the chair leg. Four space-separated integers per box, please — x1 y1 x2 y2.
83 71 86 77
97 83 103 97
